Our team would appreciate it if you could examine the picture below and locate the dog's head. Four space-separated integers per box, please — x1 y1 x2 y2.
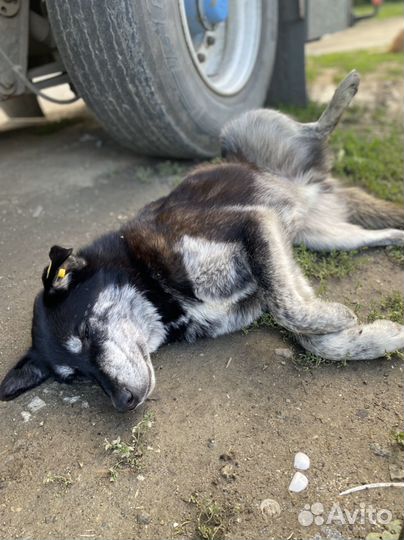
0 246 157 412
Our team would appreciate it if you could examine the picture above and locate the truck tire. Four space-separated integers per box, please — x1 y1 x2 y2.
46 0 278 158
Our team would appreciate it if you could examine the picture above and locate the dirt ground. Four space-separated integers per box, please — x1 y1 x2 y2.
0 17 403 540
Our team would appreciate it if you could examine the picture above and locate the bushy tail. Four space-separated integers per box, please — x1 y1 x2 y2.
339 186 404 229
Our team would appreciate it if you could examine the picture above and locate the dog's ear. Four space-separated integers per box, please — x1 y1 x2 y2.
0 349 49 401
42 245 86 300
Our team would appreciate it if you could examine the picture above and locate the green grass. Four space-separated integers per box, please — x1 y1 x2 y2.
104 411 154 481
293 351 348 370
294 245 362 292
156 160 189 177
281 101 403 205
135 161 189 186
278 101 325 123
392 429 404 448
243 312 278 334
386 246 404 266
306 50 402 84
367 291 404 323
332 119 404 203
354 1 403 20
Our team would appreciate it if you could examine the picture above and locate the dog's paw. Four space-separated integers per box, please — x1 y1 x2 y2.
369 319 404 351
389 230 404 246
312 301 357 333
337 69 360 98
330 302 358 330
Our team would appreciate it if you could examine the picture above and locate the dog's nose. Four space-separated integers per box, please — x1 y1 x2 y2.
124 389 139 410
112 388 140 412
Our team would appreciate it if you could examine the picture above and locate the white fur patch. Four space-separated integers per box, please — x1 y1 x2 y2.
177 235 255 302
65 336 82 354
92 284 166 352
55 365 75 378
173 235 260 341
91 284 164 402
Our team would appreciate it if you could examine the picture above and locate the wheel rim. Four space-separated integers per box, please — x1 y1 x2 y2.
179 0 262 96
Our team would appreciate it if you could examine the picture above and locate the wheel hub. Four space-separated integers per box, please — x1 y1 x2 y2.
179 0 262 96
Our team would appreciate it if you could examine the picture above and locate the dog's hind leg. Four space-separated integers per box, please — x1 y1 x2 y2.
296 320 404 361
337 186 404 230
243 210 357 335
297 221 404 251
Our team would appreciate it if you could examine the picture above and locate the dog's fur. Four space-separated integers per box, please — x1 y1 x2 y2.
1 71 403 411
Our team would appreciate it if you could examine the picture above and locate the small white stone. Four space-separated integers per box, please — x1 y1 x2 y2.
294 451 310 471
137 474 145 482
63 396 80 404
81 400 90 409
32 205 43 218
21 411 31 422
288 471 308 493
27 396 46 413
274 348 294 360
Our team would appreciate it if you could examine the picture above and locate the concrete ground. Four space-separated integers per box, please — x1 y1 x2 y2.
306 16 402 55
0 14 403 540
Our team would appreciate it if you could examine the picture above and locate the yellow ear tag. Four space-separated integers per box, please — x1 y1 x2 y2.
57 268 66 279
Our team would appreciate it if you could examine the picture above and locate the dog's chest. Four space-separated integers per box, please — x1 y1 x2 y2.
170 236 260 341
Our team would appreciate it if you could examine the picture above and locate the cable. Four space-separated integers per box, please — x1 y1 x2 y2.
0 44 79 105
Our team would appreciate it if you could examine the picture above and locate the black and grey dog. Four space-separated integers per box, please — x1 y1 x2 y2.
1 71 403 411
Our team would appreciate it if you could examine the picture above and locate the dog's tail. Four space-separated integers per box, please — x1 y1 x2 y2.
339 186 404 229
220 71 360 182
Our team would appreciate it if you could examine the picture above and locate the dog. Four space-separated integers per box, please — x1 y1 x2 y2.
1 71 403 412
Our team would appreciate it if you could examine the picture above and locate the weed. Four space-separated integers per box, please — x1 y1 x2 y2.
104 411 154 481
44 472 73 489
243 313 279 335
386 246 404 266
210 157 224 165
189 494 226 540
384 349 404 361
293 351 327 370
293 351 347 371
156 160 189 177
367 292 404 324
392 430 404 448
135 167 154 184
294 245 362 292
135 161 189 186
